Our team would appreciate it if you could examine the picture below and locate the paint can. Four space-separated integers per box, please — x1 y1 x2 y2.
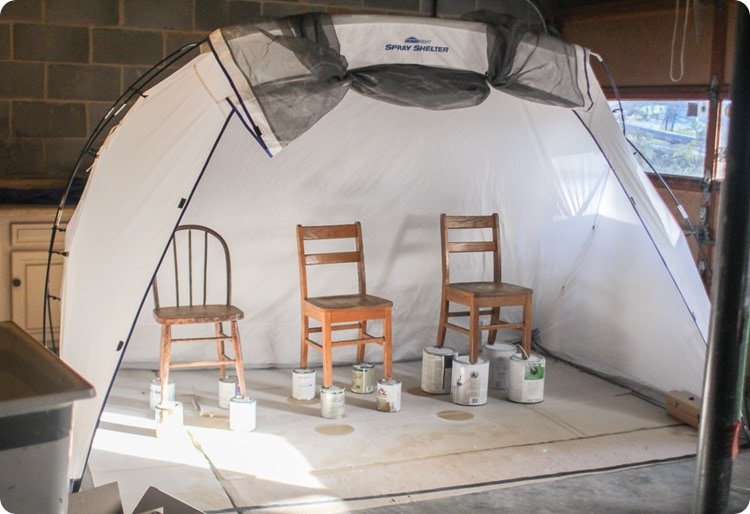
507 353 545 403
218 375 239 409
450 356 489 406
148 378 175 410
351 363 375 394
292 368 317 400
483 343 518 390
229 396 257 432
420 346 458 394
376 378 401 412
320 385 346 419
154 401 183 437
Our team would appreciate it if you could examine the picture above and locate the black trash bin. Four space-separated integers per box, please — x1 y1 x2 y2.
0 321 95 514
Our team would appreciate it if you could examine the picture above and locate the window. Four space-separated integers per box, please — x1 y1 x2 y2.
608 100 709 178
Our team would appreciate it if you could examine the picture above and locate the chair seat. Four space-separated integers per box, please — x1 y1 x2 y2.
447 282 532 297
153 304 244 324
306 293 392 311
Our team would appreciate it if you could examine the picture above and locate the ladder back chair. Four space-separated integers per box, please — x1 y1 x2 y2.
296 222 393 388
437 213 533 364
152 225 246 406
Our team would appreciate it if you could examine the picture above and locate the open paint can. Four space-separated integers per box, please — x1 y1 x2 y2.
229 396 257 431
450 356 489 406
149 378 175 410
376 378 401 412
154 401 183 437
292 368 316 400
351 363 375 394
218 375 239 409
421 346 458 394
507 353 545 403
320 385 346 419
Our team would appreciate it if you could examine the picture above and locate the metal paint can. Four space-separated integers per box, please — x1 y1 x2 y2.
149 378 175 410
420 346 458 394
218 375 239 409
451 356 489 406
484 343 518 390
507 353 545 403
351 363 375 394
376 378 401 412
292 368 317 400
154 401 183 437
229 396 257 432
320 385 346 419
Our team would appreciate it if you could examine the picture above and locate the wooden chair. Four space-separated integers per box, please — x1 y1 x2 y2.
152 225 246 406
296 222 393 388
437 214 533 364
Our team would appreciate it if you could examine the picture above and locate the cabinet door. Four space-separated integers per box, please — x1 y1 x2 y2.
10 251 64 343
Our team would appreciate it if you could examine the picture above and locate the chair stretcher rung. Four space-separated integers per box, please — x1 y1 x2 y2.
446 321 524 334
307 323 363 333
170 359 237 369
170 335 230 343
304 335 384 349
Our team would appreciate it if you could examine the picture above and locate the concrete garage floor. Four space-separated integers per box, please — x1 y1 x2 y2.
82 358 749 513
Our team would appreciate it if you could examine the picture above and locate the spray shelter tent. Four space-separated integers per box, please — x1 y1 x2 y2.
59 13 710 484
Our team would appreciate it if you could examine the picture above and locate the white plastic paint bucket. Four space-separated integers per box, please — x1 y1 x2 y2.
450 356 489 406
421 346 458 394
218 375 239 409
154 401 183 437
376 378 401 412
229 396 257 432
507 353 545 403
320 385 346 419
149 378 175 410
292 368 316 400
483 343 518 390
351 363 375 394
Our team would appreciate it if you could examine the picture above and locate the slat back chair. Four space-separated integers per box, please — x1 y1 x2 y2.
296 222 393 388
152 225 246 406
437 214 533 364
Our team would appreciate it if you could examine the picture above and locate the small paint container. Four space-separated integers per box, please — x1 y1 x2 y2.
218 375 239 409
484 342 518 390
351 363 375 394
376 378 401 412
154 401 183 437
507 353 546 403
320 385 346 419
292 368 316 400
421 346 458 394
229 396 257 432
451 356 489 406
149 378 175 410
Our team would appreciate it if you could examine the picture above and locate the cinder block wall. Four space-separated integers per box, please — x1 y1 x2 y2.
2 0 462 187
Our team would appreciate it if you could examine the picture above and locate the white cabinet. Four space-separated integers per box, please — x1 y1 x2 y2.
1 207 70 348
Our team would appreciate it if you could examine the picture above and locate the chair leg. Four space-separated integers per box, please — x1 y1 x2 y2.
469 305 480 364
382 309 393 380
159 324 172 406
322 320 333 388
356 320 367 363
488 307 500 344
522 296 533 356
215 322 227 379
436 296 449 347
231 320 246 398
300 315 309 369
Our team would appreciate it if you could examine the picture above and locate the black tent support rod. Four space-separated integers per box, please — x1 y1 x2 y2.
692 5 750 513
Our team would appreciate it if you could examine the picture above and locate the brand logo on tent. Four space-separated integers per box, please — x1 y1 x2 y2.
384 36 449 53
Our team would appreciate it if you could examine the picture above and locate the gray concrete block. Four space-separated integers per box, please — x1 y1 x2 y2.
13 101 87 138
93 28 164 65
359 0 421 12
46 139 88 176
47 0 119 26
0 100 8 138
0 62 44 99
0 24 9 59
261 3 320 18
0 139 44 176
124 0 194 31
0 0 42 21
48 64 121 101
227 0 262 26
14 23 89 62
196 0 229 32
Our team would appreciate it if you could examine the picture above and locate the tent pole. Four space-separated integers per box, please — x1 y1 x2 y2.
692 4 750 513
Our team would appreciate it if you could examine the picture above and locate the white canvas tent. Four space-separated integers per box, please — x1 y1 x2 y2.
58 13 710 485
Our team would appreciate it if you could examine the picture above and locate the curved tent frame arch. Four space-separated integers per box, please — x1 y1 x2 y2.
55 13 709 487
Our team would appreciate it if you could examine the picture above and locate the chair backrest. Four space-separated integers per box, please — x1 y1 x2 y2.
440 214 501 285
152 225 233 309
296 222 367 300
